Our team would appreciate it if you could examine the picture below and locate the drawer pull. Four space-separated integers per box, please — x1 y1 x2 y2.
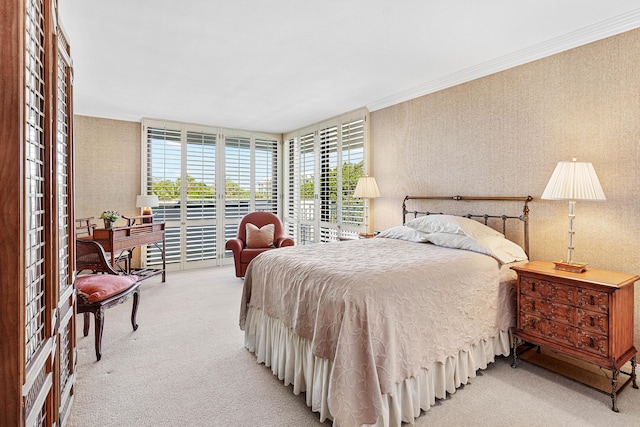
589 337 595 348
590 316 595 327
530 319 536 328
531 282 536 292
589 295 595 305
531 301 535 310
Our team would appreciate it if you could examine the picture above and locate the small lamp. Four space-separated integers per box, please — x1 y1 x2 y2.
541 157 606 273
353 175 381 237
136 195 159 223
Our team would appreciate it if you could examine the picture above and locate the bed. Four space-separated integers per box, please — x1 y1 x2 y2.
239 195 532 426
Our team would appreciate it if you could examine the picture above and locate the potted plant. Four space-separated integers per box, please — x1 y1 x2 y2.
100 210 120 229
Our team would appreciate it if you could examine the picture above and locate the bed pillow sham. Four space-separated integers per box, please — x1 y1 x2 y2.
427 232 528 264
406 214 504 240
377 224 527 264
375 225 431 242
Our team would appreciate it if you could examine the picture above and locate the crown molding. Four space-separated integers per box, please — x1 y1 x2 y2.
367 9 640 112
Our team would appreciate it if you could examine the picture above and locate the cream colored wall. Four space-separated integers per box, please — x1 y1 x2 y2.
74 115 141 226
370 28 640 349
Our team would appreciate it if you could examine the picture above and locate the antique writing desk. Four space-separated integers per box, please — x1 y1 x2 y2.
90 220 166 282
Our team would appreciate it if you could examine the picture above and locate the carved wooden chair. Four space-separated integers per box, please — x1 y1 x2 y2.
75 216 96 237
75 240 140 361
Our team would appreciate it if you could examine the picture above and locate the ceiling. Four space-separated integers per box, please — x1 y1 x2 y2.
59 1 640 134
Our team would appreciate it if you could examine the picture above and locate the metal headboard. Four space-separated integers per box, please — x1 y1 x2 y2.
402 195 533 256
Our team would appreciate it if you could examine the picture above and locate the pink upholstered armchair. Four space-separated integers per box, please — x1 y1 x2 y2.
225 211 294 277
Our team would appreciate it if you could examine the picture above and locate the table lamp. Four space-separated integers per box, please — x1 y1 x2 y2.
353 175 380 237
541 157 606 273
136 195 160 223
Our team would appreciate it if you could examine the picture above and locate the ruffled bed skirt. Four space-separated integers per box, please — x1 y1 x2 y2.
244 307 511 427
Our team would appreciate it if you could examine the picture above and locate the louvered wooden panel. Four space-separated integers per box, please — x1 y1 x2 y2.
23 1 54 422
55 20 76 426
0 0 75 424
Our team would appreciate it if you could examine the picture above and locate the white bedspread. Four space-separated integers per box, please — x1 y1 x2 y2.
240 238 516 426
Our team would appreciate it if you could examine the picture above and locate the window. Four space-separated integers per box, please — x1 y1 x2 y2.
143 119 280 270
185 131 217 262
254 138 278 212
340 118 365 228
284 109 369 243
146 125 183 265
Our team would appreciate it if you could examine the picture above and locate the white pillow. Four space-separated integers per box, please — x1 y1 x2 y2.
406 214 504 240
479 235 528 264
426 233 491 256
376 225 431 243
426 232 527 264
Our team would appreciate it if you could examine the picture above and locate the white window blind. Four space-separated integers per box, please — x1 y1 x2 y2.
284 136 299 239
299 131 315 221
146 126 182 265
254 138 278 213
319 125 339 242
185 131 216 261
144 120 281 270
283 109 369 244
224 136 251 219
340 118 365 227
299 131 316 244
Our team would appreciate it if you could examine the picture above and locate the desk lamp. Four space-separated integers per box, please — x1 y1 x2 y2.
136 195 160 223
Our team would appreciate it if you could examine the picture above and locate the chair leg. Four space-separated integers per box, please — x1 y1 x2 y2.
83 312 90 336
131 289 140 331
94 307 105 361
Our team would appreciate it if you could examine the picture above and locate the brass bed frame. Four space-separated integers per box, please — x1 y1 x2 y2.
402 195 533 255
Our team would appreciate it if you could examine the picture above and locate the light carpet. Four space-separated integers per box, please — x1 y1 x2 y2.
68 266 639 427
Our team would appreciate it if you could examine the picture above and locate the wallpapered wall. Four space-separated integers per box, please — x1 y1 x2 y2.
370 28 640 349
74 115 141 222
74 116 143 265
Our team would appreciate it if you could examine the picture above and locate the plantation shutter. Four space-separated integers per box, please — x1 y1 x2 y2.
55 28 76 419
283 136 298 239
224 136 251 219
340 118 365 227
254 138 278 213
145 126 182 265
281 109 369 244
299 131 315 244
319 125 339 242
24 0 48 366
185 131 217 261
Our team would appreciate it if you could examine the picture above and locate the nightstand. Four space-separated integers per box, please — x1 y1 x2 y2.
511 260 638 412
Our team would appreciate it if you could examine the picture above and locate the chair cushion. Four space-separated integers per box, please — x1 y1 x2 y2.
240 248 272 263
76 274 138 303
246 223 275 248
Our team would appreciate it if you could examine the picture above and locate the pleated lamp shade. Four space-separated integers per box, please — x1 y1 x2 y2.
541 158 606 201
353 176 381 199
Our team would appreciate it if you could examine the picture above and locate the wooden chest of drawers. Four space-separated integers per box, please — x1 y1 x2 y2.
511 261 638 411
